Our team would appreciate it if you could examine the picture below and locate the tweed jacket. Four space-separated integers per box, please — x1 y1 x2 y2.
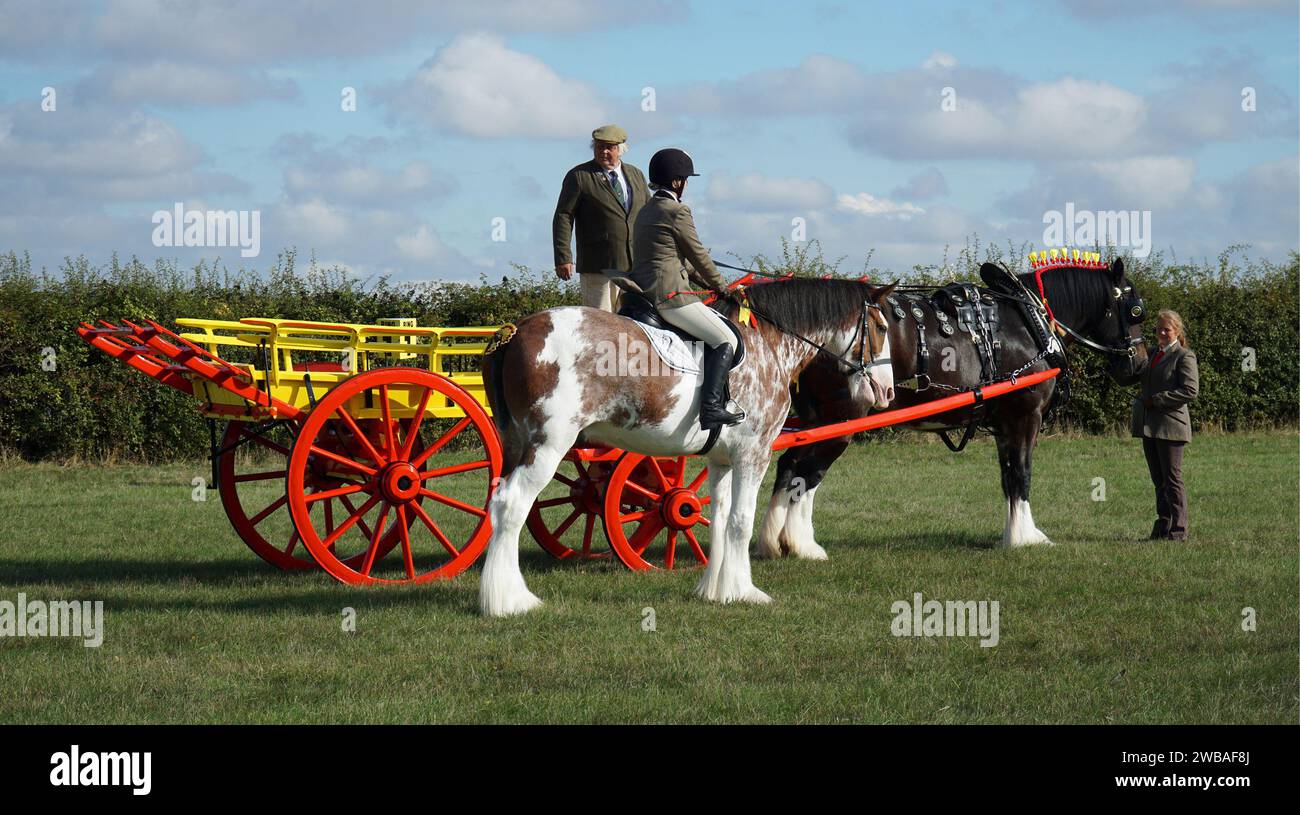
552 160 648 276
628 191 727 310
1130 342 1199 442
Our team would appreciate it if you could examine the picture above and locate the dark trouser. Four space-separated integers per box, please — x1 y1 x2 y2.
1142 436 1187 540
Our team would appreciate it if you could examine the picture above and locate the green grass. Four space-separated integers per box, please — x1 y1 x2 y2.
0 431 1294 723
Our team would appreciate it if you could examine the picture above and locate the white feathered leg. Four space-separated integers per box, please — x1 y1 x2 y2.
999 498 1054 547
480 440 571 616
755 487 792 559
785 484 828 560
695 466 732 601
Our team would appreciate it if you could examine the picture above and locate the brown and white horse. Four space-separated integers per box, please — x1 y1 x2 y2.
478 279 896 616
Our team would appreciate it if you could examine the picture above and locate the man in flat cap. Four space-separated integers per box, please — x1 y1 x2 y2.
553 124 648 311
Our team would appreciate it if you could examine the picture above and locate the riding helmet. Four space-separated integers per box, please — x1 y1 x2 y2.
648 148 699 187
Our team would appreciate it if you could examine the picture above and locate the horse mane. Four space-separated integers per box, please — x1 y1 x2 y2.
1018 264 1111 314
715 278 874 334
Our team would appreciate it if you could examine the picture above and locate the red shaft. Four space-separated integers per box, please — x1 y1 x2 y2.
772 368 1060 451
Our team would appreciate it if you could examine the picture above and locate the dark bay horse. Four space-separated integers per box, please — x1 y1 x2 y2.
757 258 1147 556
478 279 896 616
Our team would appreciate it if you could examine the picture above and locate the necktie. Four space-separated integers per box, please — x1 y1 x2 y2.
1152 350 1164 367
609 171 627 211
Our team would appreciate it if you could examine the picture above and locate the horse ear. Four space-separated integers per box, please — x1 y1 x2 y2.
871 280 899 302
1110 258 1125 282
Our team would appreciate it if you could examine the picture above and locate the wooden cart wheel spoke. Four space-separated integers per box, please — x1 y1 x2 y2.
534 496 574 509
673 457 687 487
338 493 377 542
581 513 597 557
248 494 288 526
618 509 653 524
623 480 661 501
233 469 286 484
410 416 472 469
648 457 672 491
323 499 335 536
627 517 666 555
331 405 389 468
552 473 578 488
551 507 584 538
409 501 461 557
378 384 398 455
419 459 490 480
285 528 301 557
308 443 377 477
304 482 368 504
321 493 382 550
687 467 709 492
396 505 416 580
417 487 488 518
398 387 435 460
360 503 392 578
665 532 678 570
684 529 706 561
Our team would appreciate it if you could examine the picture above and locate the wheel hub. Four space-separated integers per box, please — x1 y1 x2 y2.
661 488 703 531
379 461 421 503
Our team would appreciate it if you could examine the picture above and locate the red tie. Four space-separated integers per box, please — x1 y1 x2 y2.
1152 349 1164 367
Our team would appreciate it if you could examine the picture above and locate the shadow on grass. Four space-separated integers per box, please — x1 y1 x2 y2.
821 528 999 551
0 545 624 616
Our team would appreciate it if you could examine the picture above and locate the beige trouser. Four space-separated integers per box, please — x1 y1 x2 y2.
580 272 620 312
660 301 736 351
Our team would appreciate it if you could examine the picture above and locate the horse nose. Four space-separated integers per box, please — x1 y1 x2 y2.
884 386 895 403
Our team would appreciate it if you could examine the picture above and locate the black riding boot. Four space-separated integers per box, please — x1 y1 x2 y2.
699 343 745 430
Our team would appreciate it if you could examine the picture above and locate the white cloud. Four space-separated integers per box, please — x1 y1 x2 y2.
77 61 298 106
285 159 456 207
706 172 835 211
384 33 608 139
836 192 925 218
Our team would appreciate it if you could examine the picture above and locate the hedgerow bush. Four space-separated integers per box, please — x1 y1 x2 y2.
0 240 1294 462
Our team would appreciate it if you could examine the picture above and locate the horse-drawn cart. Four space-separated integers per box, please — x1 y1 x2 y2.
78 309 1058 585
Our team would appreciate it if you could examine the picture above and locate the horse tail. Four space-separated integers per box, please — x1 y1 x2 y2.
482 324 517 443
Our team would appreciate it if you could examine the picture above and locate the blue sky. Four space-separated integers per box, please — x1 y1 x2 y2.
1 0 1296 282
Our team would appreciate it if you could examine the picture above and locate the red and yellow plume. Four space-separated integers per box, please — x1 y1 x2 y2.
1028 249 1106 270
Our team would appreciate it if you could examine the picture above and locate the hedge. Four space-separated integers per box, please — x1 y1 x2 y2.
0 241 1294 462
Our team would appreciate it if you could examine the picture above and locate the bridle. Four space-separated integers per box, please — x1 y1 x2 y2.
740 296 888 378
1031 266 1147 359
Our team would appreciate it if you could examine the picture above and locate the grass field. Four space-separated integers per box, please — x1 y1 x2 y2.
0 431 1294 724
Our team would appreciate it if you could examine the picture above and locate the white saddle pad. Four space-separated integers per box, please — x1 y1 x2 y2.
633 322 702 375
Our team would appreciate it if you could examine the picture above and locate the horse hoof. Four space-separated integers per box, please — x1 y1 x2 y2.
792 542 829 561
739 587 774 605
480 591 543 618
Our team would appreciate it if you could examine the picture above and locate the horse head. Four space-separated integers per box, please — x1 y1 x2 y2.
1097 259 1150 384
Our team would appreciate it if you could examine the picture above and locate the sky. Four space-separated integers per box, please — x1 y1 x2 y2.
1 0 1297 283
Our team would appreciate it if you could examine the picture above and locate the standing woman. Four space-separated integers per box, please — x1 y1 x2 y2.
1131 310 1200 540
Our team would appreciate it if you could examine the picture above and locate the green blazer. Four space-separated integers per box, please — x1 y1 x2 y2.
629 192 728 310
552 160 648 276
1130 343 1199 442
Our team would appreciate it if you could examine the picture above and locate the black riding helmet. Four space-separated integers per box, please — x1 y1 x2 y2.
648 148 699 187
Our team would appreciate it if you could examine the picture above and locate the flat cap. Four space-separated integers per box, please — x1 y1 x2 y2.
591 124 627 144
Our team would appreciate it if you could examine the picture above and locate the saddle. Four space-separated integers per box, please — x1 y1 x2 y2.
617 292 746 369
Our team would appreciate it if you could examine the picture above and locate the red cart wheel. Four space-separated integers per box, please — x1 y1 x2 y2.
287 368 503 585
218 420 411 571
602 453 712 571
526 452 611 559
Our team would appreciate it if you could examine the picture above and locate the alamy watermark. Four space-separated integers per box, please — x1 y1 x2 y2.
595 332 705 379
0 593 103 647
891 591 999 647
50 745 151 795
151 203 261 258
1043 202 1151 258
